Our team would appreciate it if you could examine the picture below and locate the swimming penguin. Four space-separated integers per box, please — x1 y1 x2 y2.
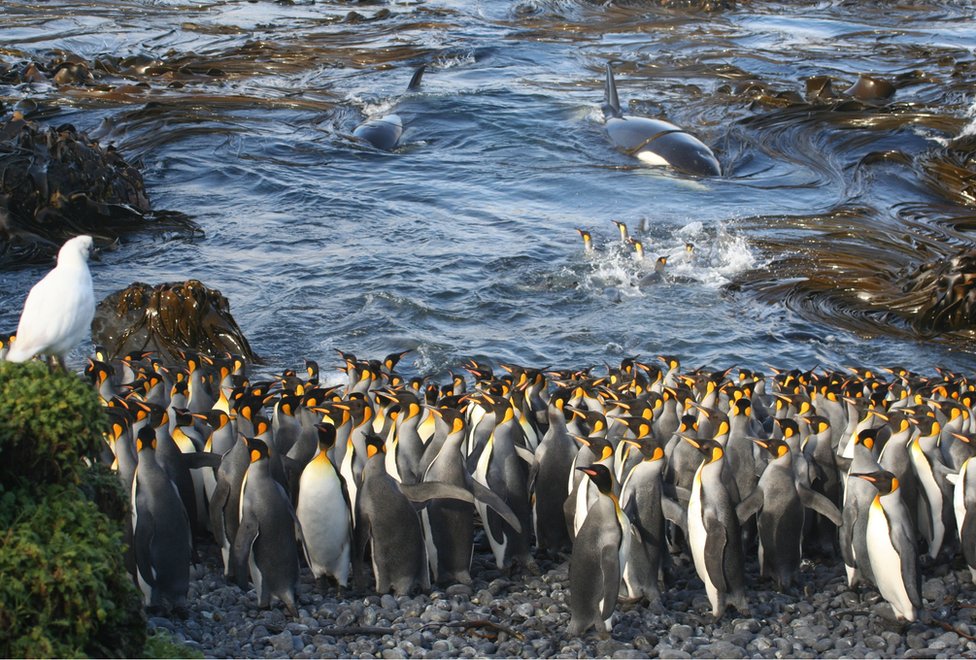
601 62 721 177
737 438 842 591
233 437 301 616
353 65 426 151
296 423 353 590
568 464 632 638
684 436 749 618
577 229 594 253
131 425 192 611
853 470 922 622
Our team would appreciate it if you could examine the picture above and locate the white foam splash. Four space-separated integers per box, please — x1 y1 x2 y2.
958 96 976 139
575 220 756 294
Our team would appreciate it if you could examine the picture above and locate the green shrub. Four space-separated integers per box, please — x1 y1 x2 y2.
0 362 146 658
0 484 146 658
0 361 105 487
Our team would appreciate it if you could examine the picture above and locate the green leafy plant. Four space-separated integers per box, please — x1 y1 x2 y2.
0 362 105 487
0 362 147 657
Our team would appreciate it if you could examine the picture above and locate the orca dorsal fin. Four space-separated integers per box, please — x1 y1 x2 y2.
603 62 622 118
407 65 426 92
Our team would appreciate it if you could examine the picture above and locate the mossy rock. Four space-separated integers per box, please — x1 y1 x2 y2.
0 484 146 658
0 361 106 487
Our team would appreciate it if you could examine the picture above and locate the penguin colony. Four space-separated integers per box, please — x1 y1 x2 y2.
74 346 976 636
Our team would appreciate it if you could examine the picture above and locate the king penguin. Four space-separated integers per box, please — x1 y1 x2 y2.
354 432 432 595
568 464 632 638
131 425 192 612
234 437 301 616
684 436 749 618
853 470 922 622
737 438 842 591
296 423 353 591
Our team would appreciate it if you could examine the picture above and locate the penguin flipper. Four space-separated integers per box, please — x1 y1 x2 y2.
209 479 230 548
839 500 858 570
735 488 764 526
400 481 476 506
703 512 730 593
470 479 523 533
661 495 686 532
798 483 842 527
599 544 621 622
673 485 692 507
893 522 922 608
514 445 536 466
351 515 372 591
232 515 259 590
183 452 222 470
133 508 157 589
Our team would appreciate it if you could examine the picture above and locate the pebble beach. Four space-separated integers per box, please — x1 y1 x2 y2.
150 537 976 658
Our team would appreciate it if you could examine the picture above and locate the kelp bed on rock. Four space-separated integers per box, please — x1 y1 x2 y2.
92 280 261 364
0 115 200 269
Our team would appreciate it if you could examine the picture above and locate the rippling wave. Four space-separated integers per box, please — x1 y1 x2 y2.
1 0 976 375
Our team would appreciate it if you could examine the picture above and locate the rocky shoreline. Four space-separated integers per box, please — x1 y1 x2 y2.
150 536 976 659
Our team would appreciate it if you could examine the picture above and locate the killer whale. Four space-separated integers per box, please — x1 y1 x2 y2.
602 62 721 177
353 65 426 151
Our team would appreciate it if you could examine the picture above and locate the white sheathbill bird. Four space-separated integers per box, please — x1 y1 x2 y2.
5 234 96 367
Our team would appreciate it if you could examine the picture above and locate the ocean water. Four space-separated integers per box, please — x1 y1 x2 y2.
2 0 976 379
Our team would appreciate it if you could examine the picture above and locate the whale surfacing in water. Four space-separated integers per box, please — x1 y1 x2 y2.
602 63 721 177
353 65 426 151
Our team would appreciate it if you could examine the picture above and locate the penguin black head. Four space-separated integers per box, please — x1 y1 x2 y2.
801 414 831 436
430 406 465 435
622 435 665 461
172 407 194 428
196 409 229 429
364 432 385 459
611 415 654 443
315 423 337 451
576 434 613 461
683 436 723 463
753 437 789 459
245 437 270 464
852 470 898 495
952 432 974 445
305 359 320 385
853 427 879 451
136 425 157 452
730 397 752 419
577 464 613 495
774 417 799 440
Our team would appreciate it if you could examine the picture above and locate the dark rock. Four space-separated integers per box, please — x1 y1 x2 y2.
91 279 260 363
0 115 198 269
